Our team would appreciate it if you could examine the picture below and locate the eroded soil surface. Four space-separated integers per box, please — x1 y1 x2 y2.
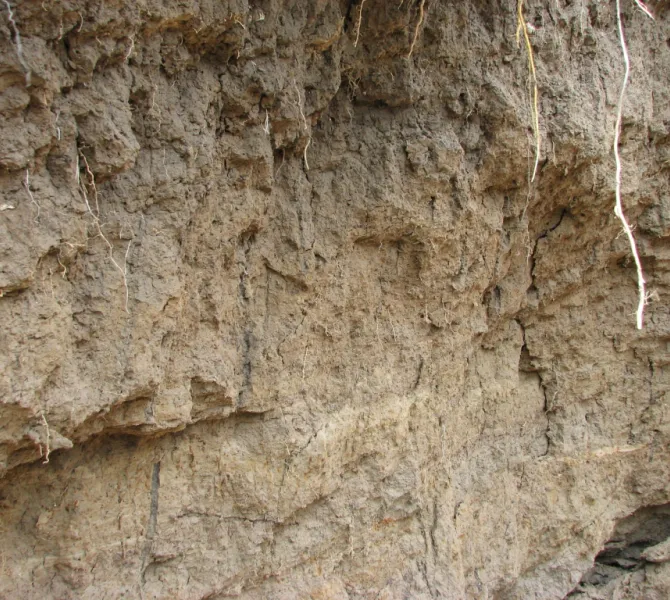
1 1 670 598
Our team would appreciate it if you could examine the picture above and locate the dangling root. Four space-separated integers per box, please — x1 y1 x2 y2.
516 0 540 183
613 0 653 329
354 0 367 48
2 0 31 85
407 0 426 58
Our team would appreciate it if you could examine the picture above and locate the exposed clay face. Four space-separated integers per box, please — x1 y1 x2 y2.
1 1 669 598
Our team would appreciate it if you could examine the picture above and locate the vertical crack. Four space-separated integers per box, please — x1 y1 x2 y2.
412 356 424 391
527 207 567 295
140 461 161 583
238 328 253 407
418 559 438 599
539 379 552 457
237 229 257 407
429 499 439 560
516 318 552 457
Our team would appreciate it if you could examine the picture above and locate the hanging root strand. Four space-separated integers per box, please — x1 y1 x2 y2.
40 411 51 464
407 0 426 58
633 0 654 19
293 79 311 170
78 152 132 313
517 0 541 183
23 169 40 222
2 0 31 85
354 0 367 48
613 0 651 329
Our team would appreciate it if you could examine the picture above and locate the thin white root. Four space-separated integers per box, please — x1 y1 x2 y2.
293 79 311 170
407 0 426 58
303 138 311 171
354 0 367 48
614 0 647 329
80 151 100 215
294 80 308 133
517 0 541 182
40 412 51 464
2 0 31 86
54 109 61 141
124 35 135 63
78 152 132 313
633 0 654 19
23 169 40 221
263 109 270 135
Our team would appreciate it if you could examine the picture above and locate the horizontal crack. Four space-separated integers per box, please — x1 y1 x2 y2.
176 511 280 525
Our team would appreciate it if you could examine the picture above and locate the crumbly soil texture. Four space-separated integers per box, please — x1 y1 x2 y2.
1 1 670 598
